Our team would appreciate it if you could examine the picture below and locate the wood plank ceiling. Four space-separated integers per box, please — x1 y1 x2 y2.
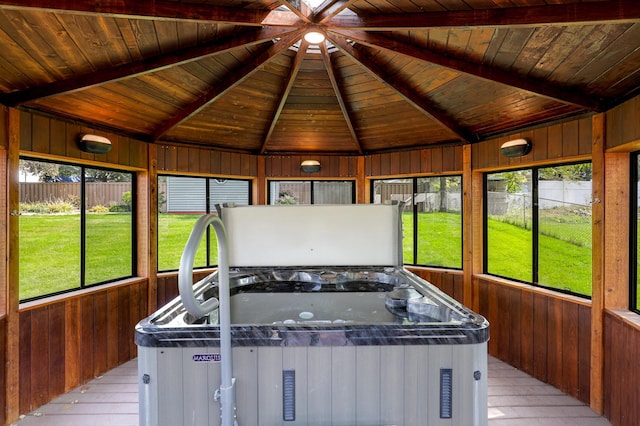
0 0 638 155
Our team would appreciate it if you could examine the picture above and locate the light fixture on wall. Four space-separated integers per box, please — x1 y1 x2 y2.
304 29 325 44
500 138 531 158
78 134 112 154
301 160 321 173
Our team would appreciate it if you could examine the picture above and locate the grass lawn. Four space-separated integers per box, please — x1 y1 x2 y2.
19 211 592 300
20 214 81 299
20 213 133 300
403 212 462 268
487 217 592 295
158 213 216 271
486 218 533 282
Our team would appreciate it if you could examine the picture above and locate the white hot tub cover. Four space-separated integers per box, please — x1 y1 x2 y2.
220 203 404 267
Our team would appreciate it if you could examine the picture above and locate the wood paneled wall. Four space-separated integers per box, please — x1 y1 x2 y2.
157 144 257 176
156 274 181 310
472 116 592 170
409 268 593 405
366 145 463 176
19 111 148 169
603 311 640 426
18 281 147 413
156 270 210 310
0 316 6 426
265 155 359 177
155 145 362 178
0 107 7 150
408 267 464 303
475 276 592 404
606 96 640 149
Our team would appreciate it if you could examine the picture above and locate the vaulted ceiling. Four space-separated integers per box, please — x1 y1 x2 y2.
0 0 639 155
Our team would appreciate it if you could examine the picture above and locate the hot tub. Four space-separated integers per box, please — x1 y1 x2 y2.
136 204 489 426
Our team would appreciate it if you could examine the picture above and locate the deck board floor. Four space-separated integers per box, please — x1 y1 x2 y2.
12 356 611 425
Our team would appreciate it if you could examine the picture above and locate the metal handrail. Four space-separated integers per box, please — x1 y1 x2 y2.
178 213 237 426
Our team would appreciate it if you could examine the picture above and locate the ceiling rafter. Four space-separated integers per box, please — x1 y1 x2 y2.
260 39 309 154
313 0 357 24
0 0 301 26
0 1 637 154
330 30 603 112
0 27 298 106
328 34 475 143
277 0 312 23
327 0 640 30
319 43 363 154
151 29 306 142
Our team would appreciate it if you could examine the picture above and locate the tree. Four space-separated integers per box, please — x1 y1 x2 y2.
19 160 132 182
538 164 592 181
439 176 447 212
501 171 529 193
19 159 78 182
84 168 131 182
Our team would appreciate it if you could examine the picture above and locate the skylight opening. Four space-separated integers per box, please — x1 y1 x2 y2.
302 0 326 10
288 40 338 54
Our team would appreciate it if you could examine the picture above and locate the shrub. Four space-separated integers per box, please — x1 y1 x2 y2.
276 190 297 205
121 190 132 208
65 194 81 209
108 202 131 212
20 199 76 214
20 202 49 214
89 205 110 213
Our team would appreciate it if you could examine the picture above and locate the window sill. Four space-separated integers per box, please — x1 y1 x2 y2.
474 273 592 307
606 308 640 332
19 277 147 311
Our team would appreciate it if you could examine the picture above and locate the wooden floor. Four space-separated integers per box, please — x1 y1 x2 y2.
12 356 611 426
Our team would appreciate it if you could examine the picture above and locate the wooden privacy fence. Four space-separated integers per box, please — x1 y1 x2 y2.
20 182 132 208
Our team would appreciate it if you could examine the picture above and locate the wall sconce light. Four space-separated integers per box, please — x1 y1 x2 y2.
78 134 112 154
500 138 531 158
301 160 321 173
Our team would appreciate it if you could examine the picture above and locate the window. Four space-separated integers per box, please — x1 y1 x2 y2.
268 180 355 205
486 170 533 281
19 158 135 301
157 175 251 272
372 176 462 268
631 152 640 313
485 162 592 297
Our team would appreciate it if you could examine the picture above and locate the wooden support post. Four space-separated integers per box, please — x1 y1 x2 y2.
145 144 158 314
470 149 485 314
462 144 474 308
5 107 20 422
602 152 630 308
590 113 605 414
357 156 367 204
256 156 266 205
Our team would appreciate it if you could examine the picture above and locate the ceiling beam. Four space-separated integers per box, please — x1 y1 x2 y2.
0 0 302 26
260 39 309 154
277 0 312 23
0 27 298 106
319 43 363 154
331 30 604 111
327 0 640 30
314 0 357 24
151 30 305 142
327 33 475 143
